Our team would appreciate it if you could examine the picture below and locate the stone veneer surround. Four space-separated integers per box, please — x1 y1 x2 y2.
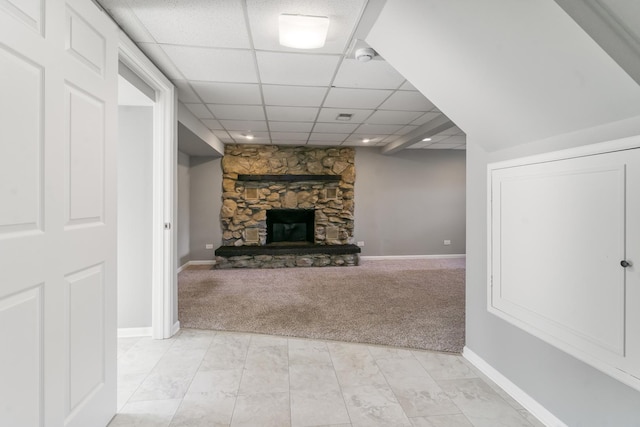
219 144 356 248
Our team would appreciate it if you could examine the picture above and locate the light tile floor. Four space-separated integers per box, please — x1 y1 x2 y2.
110 329 545 427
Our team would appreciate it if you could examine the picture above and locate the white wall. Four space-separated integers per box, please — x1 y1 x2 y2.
177 151 190 266
117 106 153 329
182 149 464 259
354 147 465 256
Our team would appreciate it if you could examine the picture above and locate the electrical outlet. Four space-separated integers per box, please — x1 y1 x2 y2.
205 244 214 249
443 240 451 246
357 241 365 247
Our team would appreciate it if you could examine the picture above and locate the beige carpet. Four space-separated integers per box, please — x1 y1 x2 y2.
178 258 465 353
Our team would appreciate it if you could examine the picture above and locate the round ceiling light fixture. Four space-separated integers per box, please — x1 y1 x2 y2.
355 47 376 62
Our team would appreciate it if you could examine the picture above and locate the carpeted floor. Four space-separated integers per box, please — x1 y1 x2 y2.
178 258 465 353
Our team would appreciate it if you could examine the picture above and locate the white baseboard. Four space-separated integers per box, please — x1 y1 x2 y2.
118 327 153 338
178 260 216 273
463 346 567 427
171 321 180 336
360 254 466 261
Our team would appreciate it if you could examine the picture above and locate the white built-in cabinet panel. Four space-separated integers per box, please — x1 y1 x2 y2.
488 139 640 391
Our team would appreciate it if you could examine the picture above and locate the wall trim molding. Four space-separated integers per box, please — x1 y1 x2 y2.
117 327 153 338
360 254 466 260
177 260 216 273
172 321 180 336
463 346 568 427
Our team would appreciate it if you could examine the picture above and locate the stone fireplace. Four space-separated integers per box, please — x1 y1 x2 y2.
214 144 360 268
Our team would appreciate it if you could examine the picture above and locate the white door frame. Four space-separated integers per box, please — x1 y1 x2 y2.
118 33 177 339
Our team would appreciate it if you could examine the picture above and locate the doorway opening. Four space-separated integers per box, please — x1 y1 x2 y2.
117 69 154 337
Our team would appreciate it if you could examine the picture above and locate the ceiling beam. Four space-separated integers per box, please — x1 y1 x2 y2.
380 115 455 155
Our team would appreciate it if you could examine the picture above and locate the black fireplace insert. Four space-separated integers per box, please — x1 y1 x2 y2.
266 209 315 244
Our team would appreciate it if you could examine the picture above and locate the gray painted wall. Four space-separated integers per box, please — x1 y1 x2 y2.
177 151 190 266
189 157 222 260
117 106 153 329
466 121 640 426
354 147 465 256
182 148 465 260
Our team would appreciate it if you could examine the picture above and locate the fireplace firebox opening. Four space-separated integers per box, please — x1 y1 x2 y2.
266 209 315 245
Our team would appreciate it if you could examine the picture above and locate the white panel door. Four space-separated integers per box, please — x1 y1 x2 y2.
489 144 640 388
0 0 118 426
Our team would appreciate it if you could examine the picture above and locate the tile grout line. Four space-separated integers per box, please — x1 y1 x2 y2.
166 331 218 426
326 342 355 427
228 333 253 426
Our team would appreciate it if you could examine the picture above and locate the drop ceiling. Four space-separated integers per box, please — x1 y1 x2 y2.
98 0 466 150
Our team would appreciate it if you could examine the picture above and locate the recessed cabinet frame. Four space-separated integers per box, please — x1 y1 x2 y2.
487 135 640 391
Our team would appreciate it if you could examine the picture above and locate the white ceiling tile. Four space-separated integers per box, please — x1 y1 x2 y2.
316 108 373 123
192 82 261 104
246 0 367 54
323 88 392 109
422 135 450 143
162 45 258 83
262 85 328 107
274 140 308 145
342 139 380 147
256 52 341 86
104 5 156 43
173 80 200 103
354 123 403 134
266 106 318 122
344 135 385 143
437 126 464 136
365 110 423 125
128 0 250 48
270 132 310 141
208 105 265 120
399 80 418 91
201 119 223 130
426 142 464 149
184 103 213 119
220 120 268 131
228 131 270 141
269 122 314 132
212 130 234 142
440 135 466 144
307 140 343 146
333 59 406 89
308 133 349 142
411 112 442 126
379 91 435 111
138 43 184 79
312 122 359 133
452 145 467 150
395 125 418 135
